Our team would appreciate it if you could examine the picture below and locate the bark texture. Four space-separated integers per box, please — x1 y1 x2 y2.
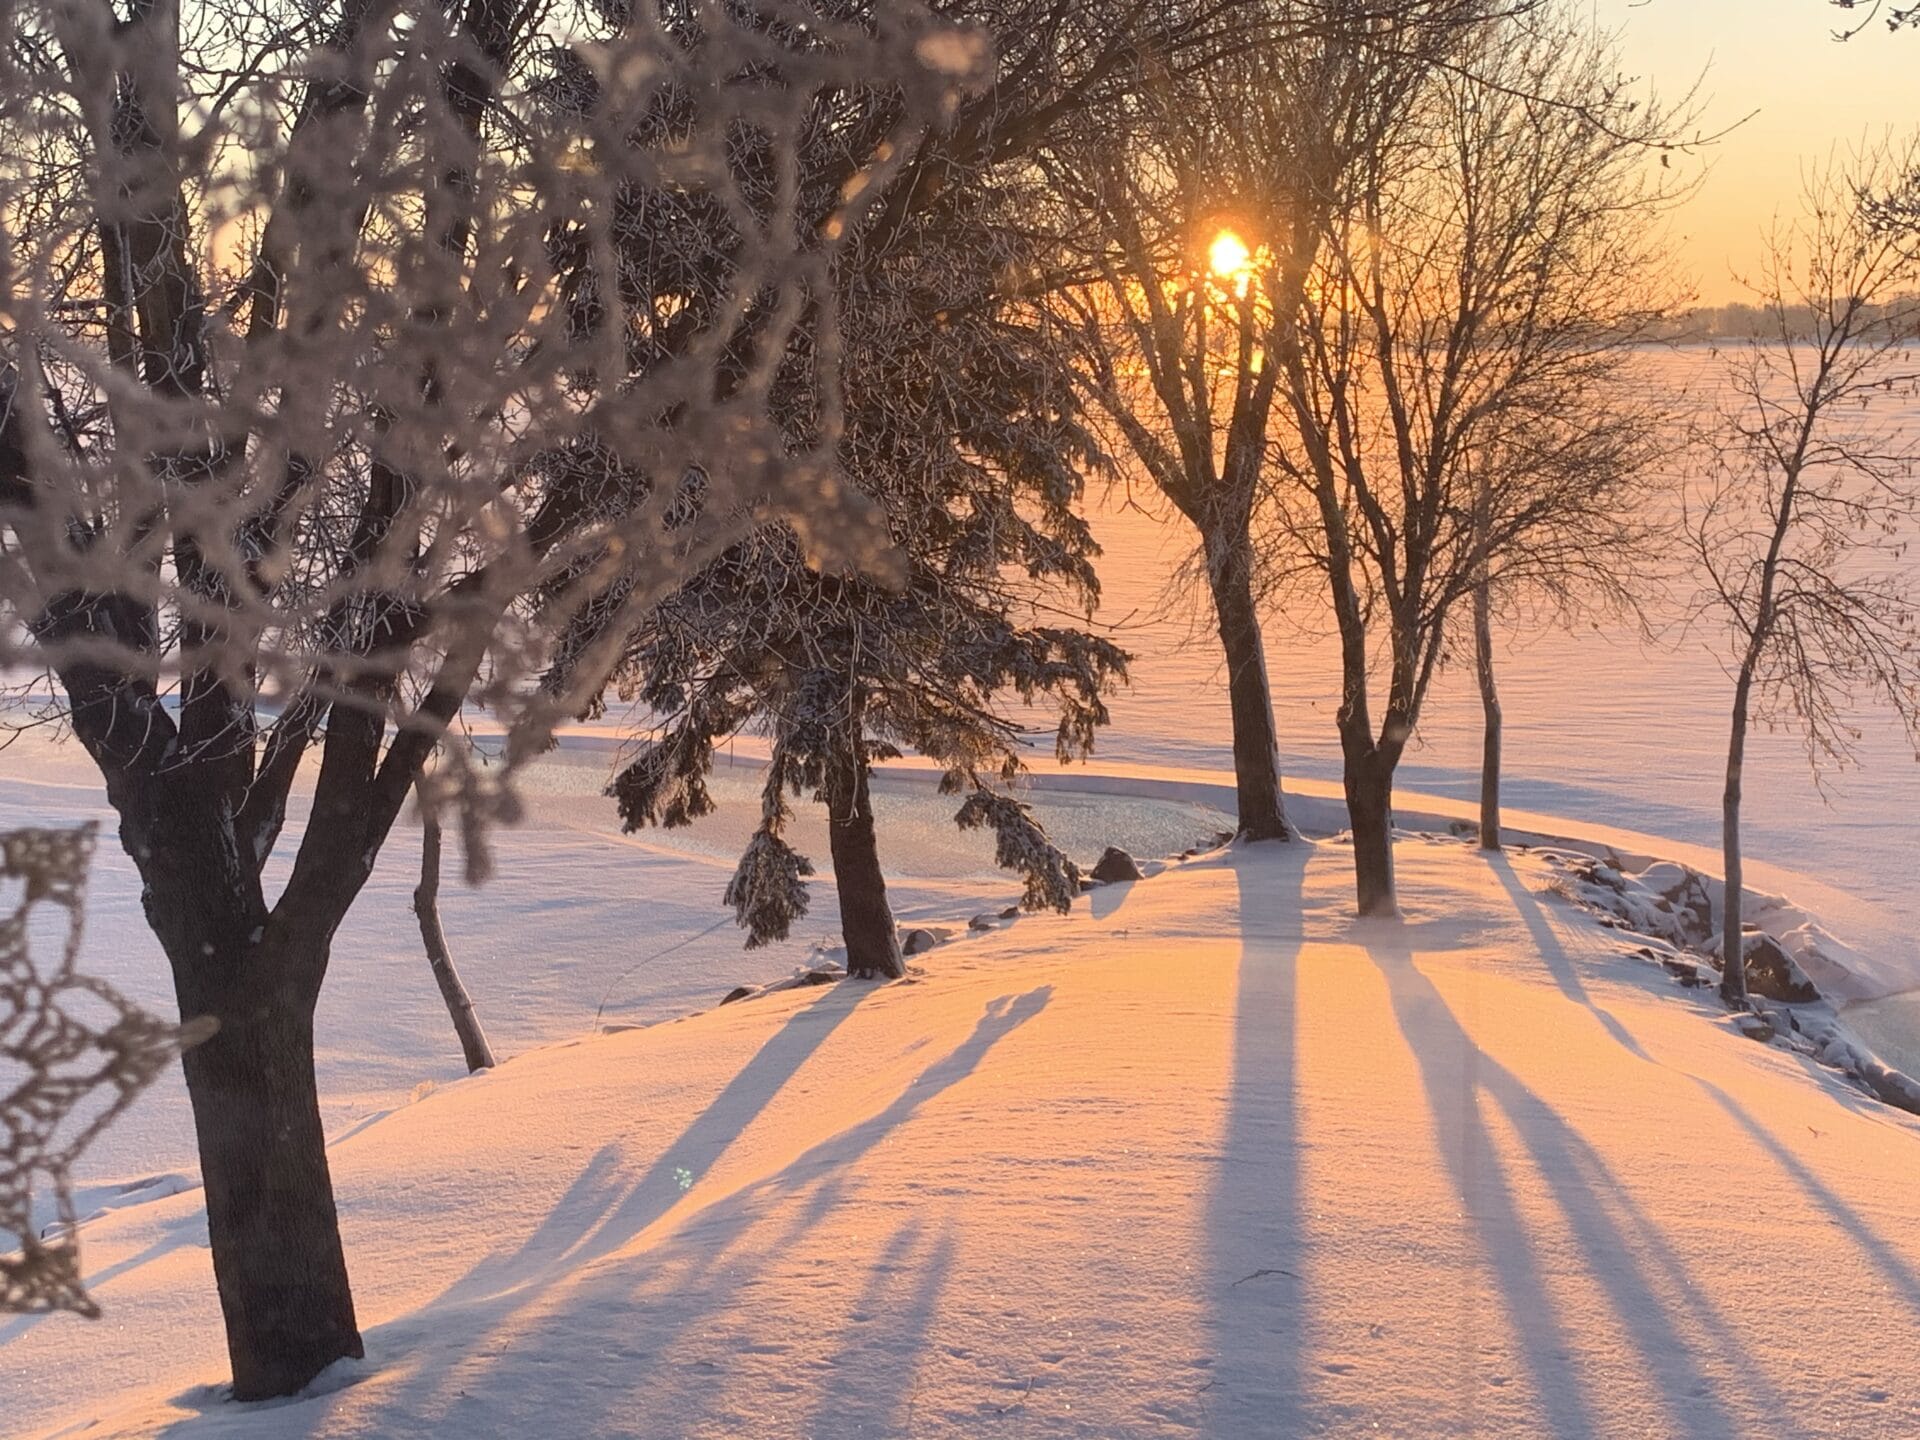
115 765 364 1399
183 997 363 1399
826 738 904 979
1343 750 1399 919
1205 531 1292 843
1721 668 1754 1007
1474 576 1502 852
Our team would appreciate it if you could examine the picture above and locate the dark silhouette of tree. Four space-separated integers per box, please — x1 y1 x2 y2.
1264 9 1683 912
0 0 982 1395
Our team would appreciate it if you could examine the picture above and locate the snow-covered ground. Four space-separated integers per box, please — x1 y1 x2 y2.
0 727 1235 1204
10 837 1920 1438
7 344 1920 1436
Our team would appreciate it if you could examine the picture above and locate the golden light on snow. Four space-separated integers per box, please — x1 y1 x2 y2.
1208 228 1252 281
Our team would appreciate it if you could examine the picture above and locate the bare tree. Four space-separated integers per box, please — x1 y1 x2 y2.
1053 63 1302 843
1687 146 1920 1008
1046 0 1475 844
413 749 494 1072
1052 0 1601 850
1467 409 1666 851
1832 0 1920 36
0 0 984 1397
1267 9 1684 913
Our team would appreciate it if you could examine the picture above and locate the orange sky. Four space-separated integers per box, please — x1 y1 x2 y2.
1593 0 1917 304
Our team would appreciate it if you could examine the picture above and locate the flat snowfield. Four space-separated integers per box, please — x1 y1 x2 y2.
9 839 1920 1438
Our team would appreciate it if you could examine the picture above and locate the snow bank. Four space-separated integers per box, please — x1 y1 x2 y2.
10 839 1920 1438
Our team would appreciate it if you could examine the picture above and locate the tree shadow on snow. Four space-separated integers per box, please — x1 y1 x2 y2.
1200 842 1310 1436
1361 925 1789 1440
1486 853 1655 1064
1492 852 1920 1332
315 986 1049 1436
433 977 883 1314
1687 1074 1920 1321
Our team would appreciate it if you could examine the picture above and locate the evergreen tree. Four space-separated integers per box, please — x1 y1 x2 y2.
589 154 1126 976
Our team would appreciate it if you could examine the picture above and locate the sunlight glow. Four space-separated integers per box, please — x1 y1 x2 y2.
1208 228 1252 280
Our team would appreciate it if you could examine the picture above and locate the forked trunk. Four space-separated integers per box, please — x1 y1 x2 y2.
1345 750 1399 918
1205 532 1290 842
414 798 496 1073
1474 576 1502 852
826 741 903 980
118 776 363 1399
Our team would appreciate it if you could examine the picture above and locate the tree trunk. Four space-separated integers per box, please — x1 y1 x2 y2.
104 769 363 1400
1473 576 1502 852
1204 531 1291 842
181 995 364 1399
826 738 903 980
413 798 496 1073
1345 749 1399 918
1721 673 1753 1008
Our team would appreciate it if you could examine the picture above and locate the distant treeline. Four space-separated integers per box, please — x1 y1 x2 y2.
1653 298 1920 342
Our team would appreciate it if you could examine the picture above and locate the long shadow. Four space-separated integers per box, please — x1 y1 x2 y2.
1487 853 1653 1063
1472 1047 1791 1429
765 986 1054 1235
1498 859 1920 1357
1201 841 1310 1436
1364 928 1780 1439
435 1145 628 1306
1689 1074 1920 1319
794 1216 959 1437
1360 925 1603 1439
431 980 877 1313
0 1215 203 1350
327 987 1049 1436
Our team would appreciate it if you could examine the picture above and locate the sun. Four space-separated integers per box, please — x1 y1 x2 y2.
1208 228 1252 280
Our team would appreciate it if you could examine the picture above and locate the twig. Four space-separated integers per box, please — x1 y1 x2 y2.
1231 1267 1300 1286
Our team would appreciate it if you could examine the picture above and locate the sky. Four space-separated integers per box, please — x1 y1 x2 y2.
1591 0 1916 304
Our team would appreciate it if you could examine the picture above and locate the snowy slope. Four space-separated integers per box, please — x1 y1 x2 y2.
10 838 1920 1439
0 727 1235 1205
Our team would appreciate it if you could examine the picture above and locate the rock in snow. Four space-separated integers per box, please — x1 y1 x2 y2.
1738 932 1821 1005
1089 845 1144 883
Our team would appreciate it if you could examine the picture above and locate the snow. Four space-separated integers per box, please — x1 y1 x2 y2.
7 343 1920 1434
9 837 1920 1438
0 726 1239 1204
